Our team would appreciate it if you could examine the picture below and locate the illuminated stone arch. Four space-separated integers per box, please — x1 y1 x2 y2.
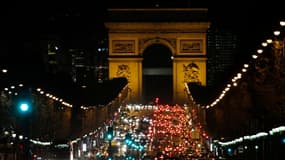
105 8 210 104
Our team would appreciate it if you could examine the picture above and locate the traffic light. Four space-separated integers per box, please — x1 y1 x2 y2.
155 97 159 104
106 126 113 140
17 99 31 115
124 133 132 145
16 88 32 114
19 102 30 112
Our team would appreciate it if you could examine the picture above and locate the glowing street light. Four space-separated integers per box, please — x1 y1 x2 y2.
2 69 8 73
19 102 30 112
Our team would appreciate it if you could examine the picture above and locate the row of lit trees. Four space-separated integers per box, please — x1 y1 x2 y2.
206 20 285 139
0 80 128 143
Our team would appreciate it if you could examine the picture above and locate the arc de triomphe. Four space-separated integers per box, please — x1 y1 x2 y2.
105 8 210 104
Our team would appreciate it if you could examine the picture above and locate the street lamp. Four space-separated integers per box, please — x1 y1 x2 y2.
273 20 285 56
260 21 285 79
1 68 8 73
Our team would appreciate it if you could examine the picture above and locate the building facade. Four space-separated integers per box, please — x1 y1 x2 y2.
207 27 239 88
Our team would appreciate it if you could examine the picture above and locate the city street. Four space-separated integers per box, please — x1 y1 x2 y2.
1 1 285 160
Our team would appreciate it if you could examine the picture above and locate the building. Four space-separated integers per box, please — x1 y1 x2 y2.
47 4 109 85
206 27 240 88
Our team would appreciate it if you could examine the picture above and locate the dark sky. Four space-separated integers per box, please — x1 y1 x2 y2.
209 1 284 41
1 0 284 75
45 0 283 52
3 1 283 45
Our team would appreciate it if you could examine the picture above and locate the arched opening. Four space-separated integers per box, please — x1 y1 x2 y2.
142 44 173 104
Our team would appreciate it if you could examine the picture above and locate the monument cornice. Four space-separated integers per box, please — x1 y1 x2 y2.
105 22 210 33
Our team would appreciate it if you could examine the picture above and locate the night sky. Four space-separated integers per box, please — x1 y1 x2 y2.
1 0 284 82
5 1 284 51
